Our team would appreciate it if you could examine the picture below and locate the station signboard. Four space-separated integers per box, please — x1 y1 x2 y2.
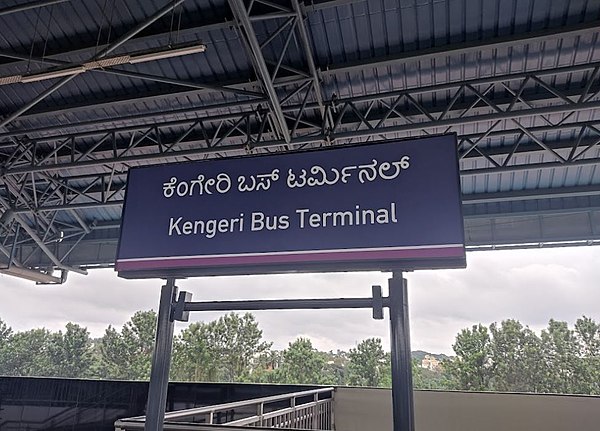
116 134 466 278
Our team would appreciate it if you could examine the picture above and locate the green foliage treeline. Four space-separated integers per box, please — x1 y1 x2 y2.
0 311 392 387
445 317 600 394
0 312 599 395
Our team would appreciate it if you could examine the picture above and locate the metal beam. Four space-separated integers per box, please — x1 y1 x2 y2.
0 0 69 17
0 76 77 130
0 0 193 282
0 50 262 99
2 57 598 160
0 0 353 71
5 98 600 175
291 0 325 112
0 0 188 130
0 196 87 275
327 20 600 75
228 0 293 142
462 185 600 204
2 59 595 149
6 19 600 124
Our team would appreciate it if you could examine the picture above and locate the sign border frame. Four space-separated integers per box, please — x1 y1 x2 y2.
116 133 466 279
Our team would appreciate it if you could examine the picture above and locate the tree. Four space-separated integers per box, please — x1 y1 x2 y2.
488 320 543 392
379 353 393 388
0 318 13 375
574 316 600 394
2 328 54 376
346 338 387 387
321 350 348 386
206 313 272 382
445 324 491 391
171 322 218 382
244 350 284 384
48 323 94 378
98 310 157 380
0 318 10 340
278 338 327 384
539 319 580 394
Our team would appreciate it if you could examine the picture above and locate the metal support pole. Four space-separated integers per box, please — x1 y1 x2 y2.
388 271 414 431
145 278 178 431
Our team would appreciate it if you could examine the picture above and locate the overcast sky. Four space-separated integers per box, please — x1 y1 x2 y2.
1 246 599 355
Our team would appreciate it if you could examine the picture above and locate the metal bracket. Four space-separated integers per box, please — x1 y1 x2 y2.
171 290 193 322
372 285 384 320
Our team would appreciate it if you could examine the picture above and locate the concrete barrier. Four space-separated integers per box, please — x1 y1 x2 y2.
333 387 600 431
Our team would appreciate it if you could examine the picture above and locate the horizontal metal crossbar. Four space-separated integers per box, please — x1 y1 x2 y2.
182 297 387 312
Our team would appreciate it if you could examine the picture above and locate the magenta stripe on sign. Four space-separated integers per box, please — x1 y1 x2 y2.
116 246 465 271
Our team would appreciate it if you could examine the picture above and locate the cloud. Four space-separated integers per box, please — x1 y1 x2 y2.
1 246 599 355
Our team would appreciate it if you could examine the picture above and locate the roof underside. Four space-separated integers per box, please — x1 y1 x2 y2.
0 0 599 282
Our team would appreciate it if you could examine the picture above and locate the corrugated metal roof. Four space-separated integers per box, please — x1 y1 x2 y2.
1 0 600 271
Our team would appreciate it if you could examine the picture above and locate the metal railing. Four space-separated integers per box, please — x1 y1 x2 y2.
115 387 334 431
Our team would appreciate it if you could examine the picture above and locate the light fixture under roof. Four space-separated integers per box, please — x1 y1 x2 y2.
0 266 64 284
21 66 86 83
0 43 207 87
129 44 207 64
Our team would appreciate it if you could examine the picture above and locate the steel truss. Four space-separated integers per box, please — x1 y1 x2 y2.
1 5 600 281
3 61 600 195
0 0 190 282
227 0 327 143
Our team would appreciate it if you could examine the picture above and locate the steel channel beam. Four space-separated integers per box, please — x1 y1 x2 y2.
0 0 354 71
0 196 87 275
7 20 600 124
2 58 598 144
228 0 292 142
0 0 69 16
7 121 596 170
327 20 600 75
0 0 191 278
6 97 600 175
0 50 262 99
462 185 600 204
291 0 325 112
464 206 600 220
3 68 599 168
3 117 595 174
327 100 600 142
0 0 188 130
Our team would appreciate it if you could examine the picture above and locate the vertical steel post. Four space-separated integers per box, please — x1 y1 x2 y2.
145 278 177 431
388 271 415 431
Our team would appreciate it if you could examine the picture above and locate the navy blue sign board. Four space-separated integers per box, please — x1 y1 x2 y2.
116 134 466 278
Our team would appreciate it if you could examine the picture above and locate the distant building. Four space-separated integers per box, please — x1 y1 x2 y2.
420 355 442 372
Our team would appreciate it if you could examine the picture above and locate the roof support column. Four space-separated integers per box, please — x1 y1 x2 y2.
227 0 327 144
228 0 293 143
